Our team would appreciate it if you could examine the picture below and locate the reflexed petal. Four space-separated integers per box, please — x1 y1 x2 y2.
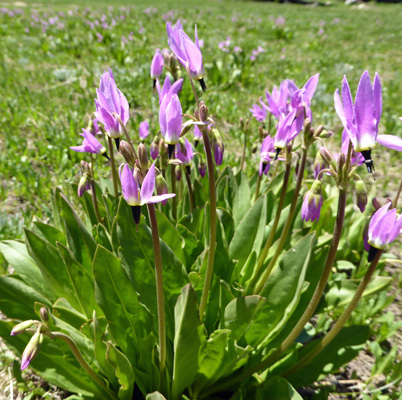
334 89 347 128
368 202 391 241
376 134 402 151
120 164 139 205
96 88 115 114
303 73 319 100
140 163 156 204
82 129 103 153
386 215 402 244
180 30 204 78
165 95 182 144
373 73 382 131
160 76 172 103
119 89 129 125
70 145 86 153
265 91 280 119
373 208 397 246
341 76 354 126
148 193 176 204
354 71 376 141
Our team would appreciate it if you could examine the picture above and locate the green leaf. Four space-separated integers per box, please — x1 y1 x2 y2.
0 320 106 398
60 193 97 273
222 296 266 341
0 275 51 320
172 284 204 400
32 221 67 247
56 242 101 319
244 233 315 348
0 240 52 299
24 228 79 307
93 223 113 252
106 341 135 400
93 245 153 364
229 195 266 281
288 325 370 388
52 298 87 328
257 377 302 400
232 170 251 227
146 392 167 400
320 276 393 312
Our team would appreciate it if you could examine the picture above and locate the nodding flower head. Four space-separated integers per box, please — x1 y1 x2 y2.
166 20 206 88
259 135 275 176
150 48 164 82
367 203 402 261
139 120 150 140
301 179 323 222
249 103 267 122
70 129 107 156
95 69 129 140
273 109 297 151
176 138 194 168
335 71 402 173
119 163 175 224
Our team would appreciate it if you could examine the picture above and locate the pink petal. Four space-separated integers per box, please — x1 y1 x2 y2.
376 134 402 151
148 193 176 204
140 163 156 204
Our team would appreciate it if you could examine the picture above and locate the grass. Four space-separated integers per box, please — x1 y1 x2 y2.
1 0 402 237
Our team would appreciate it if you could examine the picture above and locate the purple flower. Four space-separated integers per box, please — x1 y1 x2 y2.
150 138 159 160
262 80 291 120
340 130 364 166
70 129 107 155
334 71 402 172
157 76 183 105
213 140 224 166
166 20 205 88
367 202 402 261
21 331 43 370
159 93 182 148
139 121 150 140
259 135 275 176
95 69 129 142
119 163 175 224
273 109 297 151
199 162 206 177
150 49 164 81
176 138 194 167
194 125 202 146
301 180 323 222
249 104 267 122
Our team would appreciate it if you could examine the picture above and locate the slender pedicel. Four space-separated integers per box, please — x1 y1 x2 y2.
107 136 119 198
89 154 102 224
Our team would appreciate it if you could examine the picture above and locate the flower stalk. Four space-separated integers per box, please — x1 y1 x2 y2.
184 167 195 211
89 154 102 224
107 136 119 198
171 164 177 220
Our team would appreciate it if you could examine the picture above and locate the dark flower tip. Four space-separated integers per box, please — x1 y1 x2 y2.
102 153 111 161
153 79 156 89
115 137 120 151
199 78 207 92
195 140 199 148
368 245 379 263
131 205 141 226
168 144 175 159
274 147 281 161
361 150 375 174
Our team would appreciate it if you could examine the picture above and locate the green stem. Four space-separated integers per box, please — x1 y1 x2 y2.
284 249 382 378
199 128 217 321
393 179 402 208
254 148 307 294
254 173 262 201
147 203 166 376
185 64 200 110
107 136 119 199
204 187 348 398
90 154 102 224
184 169 195 212
240 130 247 170
50 332 117 400
247 162 291 293
171 164 177 221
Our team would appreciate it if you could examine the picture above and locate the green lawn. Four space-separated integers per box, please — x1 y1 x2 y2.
1 0 402 240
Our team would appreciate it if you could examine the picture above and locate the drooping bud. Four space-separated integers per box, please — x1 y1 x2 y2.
11 320 37 336
314 125 324 137
175 165 182 181
319 147 337 169
133 166 144 185
156 175 169 205
138 143 149 172
337 152 346 174
319 129 333 139
372 197 382 211
159 138 167 157
78 174 90 198
119 140 136 167
301 179 323 222
80 160 90 173
239 117 244 130
199 161 206 177
355 179 368 213
21 330 43 370
150 138 159 160
314 151 326 179
40 307 49 324
199 101 208 122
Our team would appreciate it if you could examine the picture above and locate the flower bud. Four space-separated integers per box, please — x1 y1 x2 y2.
355 179 368 213
301 179 323 222
138 143 149 172
119 140 136 167
150 138 159 160
133 166 144 185
314 151 326 179
372 197 382 210
319 147 337 170
21 330 43 370
159 138 167 157
80 160 90 173
319 129 333 139
314 125 324 137
78 174 89 198
199 101 208 122
337 152 346 173
239 117 244 130
40 307 49 324
11 320 37 336
156 175 169 205
175 165 182 181
199 161 206 177
303 118 311 135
